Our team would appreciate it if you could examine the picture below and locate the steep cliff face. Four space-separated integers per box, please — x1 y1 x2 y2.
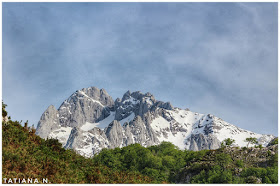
36 105 60 139
36 86 275 157
57 87 114 128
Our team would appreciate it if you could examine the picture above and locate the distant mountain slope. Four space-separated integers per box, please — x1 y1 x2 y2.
36 86 275 157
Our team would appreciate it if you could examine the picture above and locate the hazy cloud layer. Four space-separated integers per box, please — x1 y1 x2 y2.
3 3 277 135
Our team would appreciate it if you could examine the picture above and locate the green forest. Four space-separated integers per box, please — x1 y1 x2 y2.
2 103 278 184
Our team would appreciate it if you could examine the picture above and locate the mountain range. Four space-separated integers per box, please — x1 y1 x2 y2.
36 86 275 157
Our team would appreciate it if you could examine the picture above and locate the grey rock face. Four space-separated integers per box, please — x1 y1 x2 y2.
82 87 114 107
36 86 275 157
189 134 221 151
64 127 80 149
189 137 199 151
58 87 114 128
122 113 159 147
36 105 60 139
126 116 149 146
141 112 160 146
105 120 123 149
155 101 173 110
114 90 173 121
123 124 134 146
90 128 110 154
64 126 110 157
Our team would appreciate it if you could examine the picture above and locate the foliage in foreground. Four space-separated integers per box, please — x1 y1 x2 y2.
94 141 278 184
2 105 153 183
2 102 278 183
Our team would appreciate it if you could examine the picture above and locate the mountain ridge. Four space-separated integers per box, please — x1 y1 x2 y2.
36 86 275 157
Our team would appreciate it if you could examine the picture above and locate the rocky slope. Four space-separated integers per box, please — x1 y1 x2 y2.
177 144 278 183
36 86 275 157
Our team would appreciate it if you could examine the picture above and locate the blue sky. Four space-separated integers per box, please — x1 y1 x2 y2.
2 3 278 136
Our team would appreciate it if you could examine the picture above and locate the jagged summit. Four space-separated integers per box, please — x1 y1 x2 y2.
36 86 275 157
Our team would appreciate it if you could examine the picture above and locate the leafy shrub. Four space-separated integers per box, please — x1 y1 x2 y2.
235 160 244 168
270 138 278 145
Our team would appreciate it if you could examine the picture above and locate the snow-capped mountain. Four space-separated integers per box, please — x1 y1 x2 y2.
36 86 275 157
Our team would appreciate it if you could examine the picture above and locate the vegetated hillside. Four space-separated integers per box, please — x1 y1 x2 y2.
177 144 278 183
2 103 153 184
2 102 278 184
94 141 278 183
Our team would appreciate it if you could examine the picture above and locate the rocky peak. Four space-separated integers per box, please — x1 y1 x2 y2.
122 90 131 102
130 91 143 100
35 105 60 139
76 86 114 107
37 87 114 130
